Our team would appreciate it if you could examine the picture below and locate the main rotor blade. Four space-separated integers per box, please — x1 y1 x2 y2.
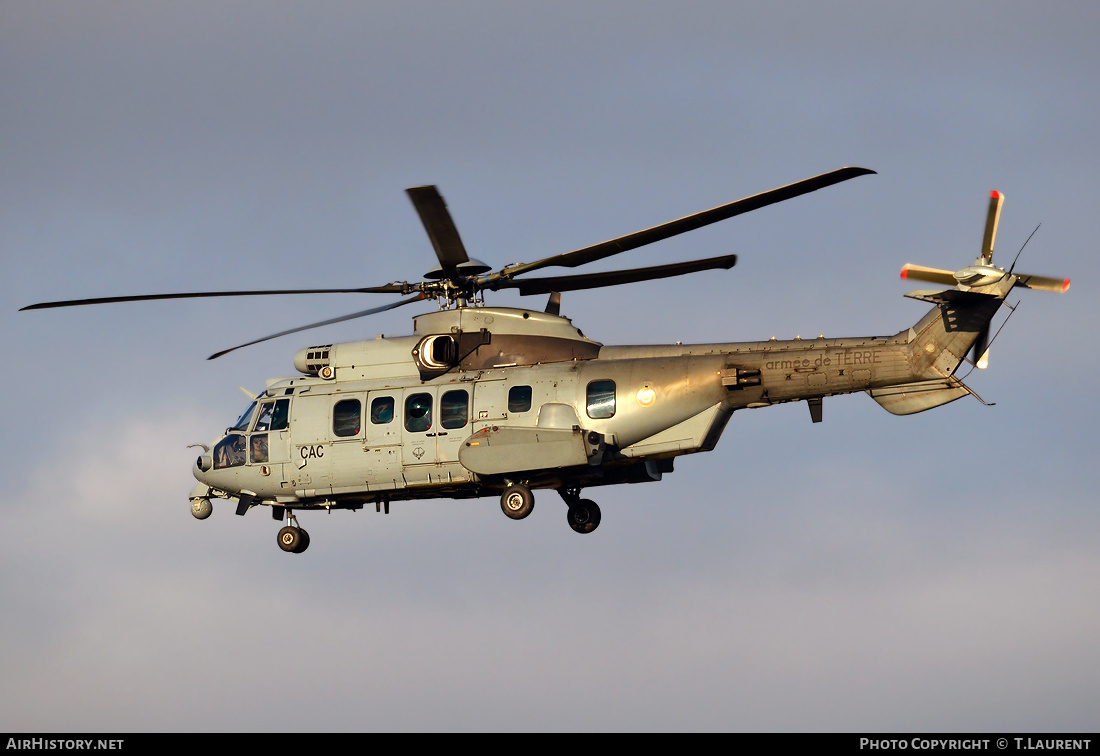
20 284 409 311
207 294 426 360
406 185 470 282
490 167 874 282
494 254 737 296
980 190 1004 264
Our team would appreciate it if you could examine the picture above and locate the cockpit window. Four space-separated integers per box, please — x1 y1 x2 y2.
254 402 274 431
213 434 246 469
250 434 269 464
254 399 290 432
231 402 257 432
270 399 290 431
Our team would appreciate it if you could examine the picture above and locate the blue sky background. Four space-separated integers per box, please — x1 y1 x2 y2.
1 1 1097 731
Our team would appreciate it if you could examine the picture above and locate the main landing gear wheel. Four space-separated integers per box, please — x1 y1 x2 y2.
500 484 535 520
277 525 310 553
566 499 601 534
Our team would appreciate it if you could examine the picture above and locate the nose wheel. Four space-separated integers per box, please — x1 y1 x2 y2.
277 511 310 553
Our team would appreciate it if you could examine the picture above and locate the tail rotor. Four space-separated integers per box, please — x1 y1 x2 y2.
899 190 1070 369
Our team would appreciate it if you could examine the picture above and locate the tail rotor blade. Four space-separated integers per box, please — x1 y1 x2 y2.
1014 273 1071 293
971 324 991 369
981 191 1004 264
900 264 957 286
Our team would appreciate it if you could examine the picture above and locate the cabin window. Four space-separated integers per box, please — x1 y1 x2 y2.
508 385 532 413
250 434 269 464
333 399 362 437
213 434 246 469
405 393 432 433
586 380 616 419
441 390 469 429
370 396 395 424
231 402 256 432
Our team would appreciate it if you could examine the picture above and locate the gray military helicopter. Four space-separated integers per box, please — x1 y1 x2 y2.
22 169 1069 553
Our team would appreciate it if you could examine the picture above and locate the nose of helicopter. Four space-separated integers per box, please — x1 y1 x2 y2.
193 451 213 481
188 444 219 521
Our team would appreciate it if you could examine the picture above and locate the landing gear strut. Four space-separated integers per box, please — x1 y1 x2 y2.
277 510 310 554
559 488 601 534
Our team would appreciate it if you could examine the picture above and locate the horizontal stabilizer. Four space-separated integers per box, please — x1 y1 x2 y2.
868 377 988 415
903 289 1000 305
904 289 950 304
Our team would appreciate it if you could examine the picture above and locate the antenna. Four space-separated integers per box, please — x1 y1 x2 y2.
1008 223 1041 275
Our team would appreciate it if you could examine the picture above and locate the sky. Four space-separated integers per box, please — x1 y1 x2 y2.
1 1 1098 732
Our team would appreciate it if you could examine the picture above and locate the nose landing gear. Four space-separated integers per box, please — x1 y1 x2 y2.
277 511 310 554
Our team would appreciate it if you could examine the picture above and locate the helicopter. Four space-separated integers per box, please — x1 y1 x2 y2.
21 168 1069 553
